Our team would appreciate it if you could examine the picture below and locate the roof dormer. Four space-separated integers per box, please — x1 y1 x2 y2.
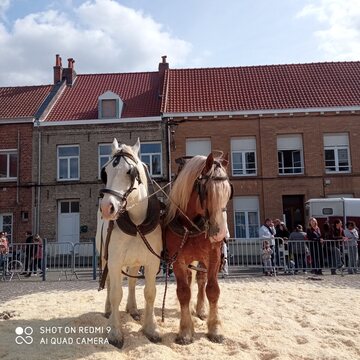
98 91 123 119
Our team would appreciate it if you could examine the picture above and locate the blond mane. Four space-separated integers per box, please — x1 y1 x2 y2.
165 155 231 224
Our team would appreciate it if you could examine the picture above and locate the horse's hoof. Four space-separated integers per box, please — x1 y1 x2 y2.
130 312 141 322
175 335 193 345
104 312 111 319
207 333 224 343
108 337 124 349
146 333 162 343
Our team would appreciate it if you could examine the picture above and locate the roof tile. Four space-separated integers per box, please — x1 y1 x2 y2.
162 62 360 114
0 85 53 119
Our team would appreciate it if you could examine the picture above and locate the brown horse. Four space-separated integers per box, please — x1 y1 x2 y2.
164 153 232 345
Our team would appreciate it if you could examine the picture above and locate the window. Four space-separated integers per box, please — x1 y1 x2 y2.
141 142 162 177
98 144 112 178
57 145 79 180
98 91 123 119
231 137 257 176
277 134 304 174
0 213 13 242
233 197 259 238
324 133 350 173
0 150 17 180
186 138 211 156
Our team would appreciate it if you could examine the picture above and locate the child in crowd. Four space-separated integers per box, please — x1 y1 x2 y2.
262 240 273 276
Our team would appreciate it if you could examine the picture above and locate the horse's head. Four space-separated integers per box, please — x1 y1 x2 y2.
196 153 233 242
166 153 233 241
99 138 145 220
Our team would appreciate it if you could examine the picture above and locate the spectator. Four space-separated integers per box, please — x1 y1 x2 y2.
306 217 324 275
288 225 308 272
22 231 35 276
33 234 43 275
343 221 358 274
221 238 229 278
259 218 276 266
0 231 9 274
329 219 345 275
274 219 290 239
262 240 273 276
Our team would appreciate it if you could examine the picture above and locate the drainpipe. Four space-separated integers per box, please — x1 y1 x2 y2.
166 118 172 185
35 119 41 234
17 130 20 204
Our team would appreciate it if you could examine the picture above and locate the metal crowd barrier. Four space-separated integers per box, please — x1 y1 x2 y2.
227 237 359 275
1 239 97 282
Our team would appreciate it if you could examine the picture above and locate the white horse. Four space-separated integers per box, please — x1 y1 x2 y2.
96 138 162 348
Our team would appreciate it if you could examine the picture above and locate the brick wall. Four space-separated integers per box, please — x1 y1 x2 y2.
34 121 167 241
169 113 360 235
0 123 34 242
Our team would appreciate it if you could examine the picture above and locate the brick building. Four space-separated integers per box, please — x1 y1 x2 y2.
161 62 360 237
0 85 54 242
34 56 169 244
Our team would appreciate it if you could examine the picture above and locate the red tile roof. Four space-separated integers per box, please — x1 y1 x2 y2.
45 72 162 121
0 85 53 119
161 62 360 114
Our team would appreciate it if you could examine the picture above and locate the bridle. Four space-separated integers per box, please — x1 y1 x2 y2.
99 150 142 214
194 159 233 211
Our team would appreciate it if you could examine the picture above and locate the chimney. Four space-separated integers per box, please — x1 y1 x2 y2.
62 57 77 86
53 54 63 84
158 55 169 96
158 55 169 75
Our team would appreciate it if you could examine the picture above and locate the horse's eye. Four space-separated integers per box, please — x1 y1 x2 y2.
112 156 120 167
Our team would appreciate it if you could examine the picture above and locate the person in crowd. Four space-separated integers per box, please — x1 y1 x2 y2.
306 217 324 275
22 230 35 276
343 221 358 274
288 225 308 272
274 219 290 239
33 234 43 275
262 240 273 276
329 219 345 275
259 218 276 266
0 231 9 274
274 219 290 269
221 238 229 278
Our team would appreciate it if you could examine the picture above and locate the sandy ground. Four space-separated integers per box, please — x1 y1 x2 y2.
0 275 360 360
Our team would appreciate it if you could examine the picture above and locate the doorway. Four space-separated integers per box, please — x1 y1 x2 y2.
282 195 304 232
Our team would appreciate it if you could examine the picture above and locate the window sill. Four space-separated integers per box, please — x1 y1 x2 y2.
57 179 80 183
325 171 351 175
0 178 17 182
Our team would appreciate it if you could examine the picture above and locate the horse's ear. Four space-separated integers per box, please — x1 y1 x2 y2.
221 153 229 168
202 153 214 174
132 138 140 157
111 138 119 155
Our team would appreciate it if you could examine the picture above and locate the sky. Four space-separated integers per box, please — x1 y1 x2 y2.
0 0 359 86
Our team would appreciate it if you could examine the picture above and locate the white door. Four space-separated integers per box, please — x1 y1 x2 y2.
58 201 80 252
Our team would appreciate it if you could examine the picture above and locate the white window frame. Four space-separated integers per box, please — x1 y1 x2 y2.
0 149 17 181
277 134 304 175
98 144 112 179
186 138 211 156
324 133 351 174
57 145 80 181
233 197 260 239
140 142 163 177
231 138 257 176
